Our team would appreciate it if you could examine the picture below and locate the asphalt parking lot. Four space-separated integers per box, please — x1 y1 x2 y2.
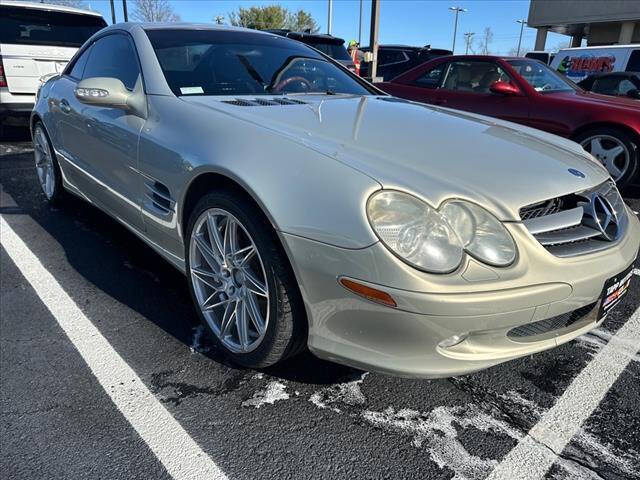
1 125 639 480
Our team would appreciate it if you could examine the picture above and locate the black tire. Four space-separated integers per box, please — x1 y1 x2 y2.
185 190 307 368
573 127 638 189
33 121 66 205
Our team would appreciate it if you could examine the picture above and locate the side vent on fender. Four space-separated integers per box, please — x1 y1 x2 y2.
145 181 174 215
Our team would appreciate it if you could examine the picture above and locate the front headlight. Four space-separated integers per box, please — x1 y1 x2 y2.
367 191 516 273
367 191 464 273
440 200 516 267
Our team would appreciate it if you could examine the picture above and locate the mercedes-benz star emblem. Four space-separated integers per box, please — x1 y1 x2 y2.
588 193 618 241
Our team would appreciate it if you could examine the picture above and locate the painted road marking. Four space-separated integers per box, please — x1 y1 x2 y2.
0 216 227 480
486 305 640 480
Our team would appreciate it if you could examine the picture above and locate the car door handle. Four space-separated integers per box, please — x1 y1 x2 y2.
434 99 448 105
59 99 71 114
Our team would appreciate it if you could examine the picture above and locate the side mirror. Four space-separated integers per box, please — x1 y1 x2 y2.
490 81 521 96
75 77 132 109
626 88 640 100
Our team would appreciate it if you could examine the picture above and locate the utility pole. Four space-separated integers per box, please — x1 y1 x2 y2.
122 0 128 22
449 6 467 54
109 0 116 24
464 32 475 54
516 19 527 56
358 0 363 45
327 0 333 35
369 0 380 81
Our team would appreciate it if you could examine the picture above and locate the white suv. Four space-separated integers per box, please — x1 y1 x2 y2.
0 0 106 130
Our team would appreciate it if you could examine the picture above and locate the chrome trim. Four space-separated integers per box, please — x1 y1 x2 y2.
523 206 583 235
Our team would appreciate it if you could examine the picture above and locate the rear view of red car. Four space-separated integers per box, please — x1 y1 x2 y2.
380 56 640 188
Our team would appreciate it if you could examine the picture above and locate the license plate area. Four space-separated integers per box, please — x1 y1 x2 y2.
598 262 635 320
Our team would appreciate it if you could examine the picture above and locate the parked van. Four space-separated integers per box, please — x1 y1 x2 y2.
550 44 640 82
524 51 555 65
0 0 107 126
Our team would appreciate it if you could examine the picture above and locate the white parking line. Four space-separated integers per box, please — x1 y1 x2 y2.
486 305 640 480
0 216 227 480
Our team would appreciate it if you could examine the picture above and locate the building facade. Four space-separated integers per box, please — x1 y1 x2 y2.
527 0 640 50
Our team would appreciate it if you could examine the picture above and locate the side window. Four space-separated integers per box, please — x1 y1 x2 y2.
378 50 407 66
617 79 636 95
626 50 640 72
441 61 511 93
592 76 620 95
414 64 446 89
67 45 92 80
83 34 141 90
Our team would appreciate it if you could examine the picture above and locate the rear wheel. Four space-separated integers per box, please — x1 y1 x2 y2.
575 127 638 188
185 190 306 368
33 122 64 204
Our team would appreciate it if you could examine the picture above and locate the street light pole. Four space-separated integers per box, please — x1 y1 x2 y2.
327 0 333 35
369 0 380 81
358 0 363 45
516 19 527 56
464 32 475 54
449 7 467 54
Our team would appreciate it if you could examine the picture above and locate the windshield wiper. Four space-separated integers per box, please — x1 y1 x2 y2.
236 54 266 89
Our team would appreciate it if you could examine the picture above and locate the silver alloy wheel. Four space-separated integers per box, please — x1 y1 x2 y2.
33 125 56 199
580 134 630 182
189 208 269 353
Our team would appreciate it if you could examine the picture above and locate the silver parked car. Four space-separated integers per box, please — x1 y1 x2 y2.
32 23 639 378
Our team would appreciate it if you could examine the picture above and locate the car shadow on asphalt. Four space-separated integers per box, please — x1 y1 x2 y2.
0 148 362 386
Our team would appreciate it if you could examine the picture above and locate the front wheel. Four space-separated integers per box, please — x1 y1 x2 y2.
33 122 65 203
185 191 306 368
575 127 638 188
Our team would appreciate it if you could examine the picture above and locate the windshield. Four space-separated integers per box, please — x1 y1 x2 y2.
507 59 576 93
0 6 106 48
145 29 372 97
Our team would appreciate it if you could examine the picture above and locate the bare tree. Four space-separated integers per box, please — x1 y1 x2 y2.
476 27 494 55
132 0 181 22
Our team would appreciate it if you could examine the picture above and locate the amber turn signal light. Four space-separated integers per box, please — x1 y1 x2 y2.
339 278 397 308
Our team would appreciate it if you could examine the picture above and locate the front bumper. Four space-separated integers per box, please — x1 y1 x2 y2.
280 206 640 378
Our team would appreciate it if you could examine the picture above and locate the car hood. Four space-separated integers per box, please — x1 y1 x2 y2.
183 95 610 220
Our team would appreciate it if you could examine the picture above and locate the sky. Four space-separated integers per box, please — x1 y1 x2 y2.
85 0 571 55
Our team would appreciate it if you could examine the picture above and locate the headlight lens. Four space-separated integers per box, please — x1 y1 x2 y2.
440 201 516 267
367 191 516 273
367 191 464 273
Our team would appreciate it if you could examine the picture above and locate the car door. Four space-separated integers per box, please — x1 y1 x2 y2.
436 60 530 124
70 33 145 230
51 44 94 194
384 61 447 104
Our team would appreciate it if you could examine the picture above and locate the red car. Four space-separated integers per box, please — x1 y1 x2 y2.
380 56 640 188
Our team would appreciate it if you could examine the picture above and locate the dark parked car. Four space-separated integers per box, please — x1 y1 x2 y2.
379 55 640 187
578 72 640 100
359 45 452 81
265 29 356 74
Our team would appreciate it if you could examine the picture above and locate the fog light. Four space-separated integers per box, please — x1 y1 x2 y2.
438 333 468 348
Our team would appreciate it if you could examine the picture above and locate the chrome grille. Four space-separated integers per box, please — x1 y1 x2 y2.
520 181 628 257
507 302 598 339
519 197 563 220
